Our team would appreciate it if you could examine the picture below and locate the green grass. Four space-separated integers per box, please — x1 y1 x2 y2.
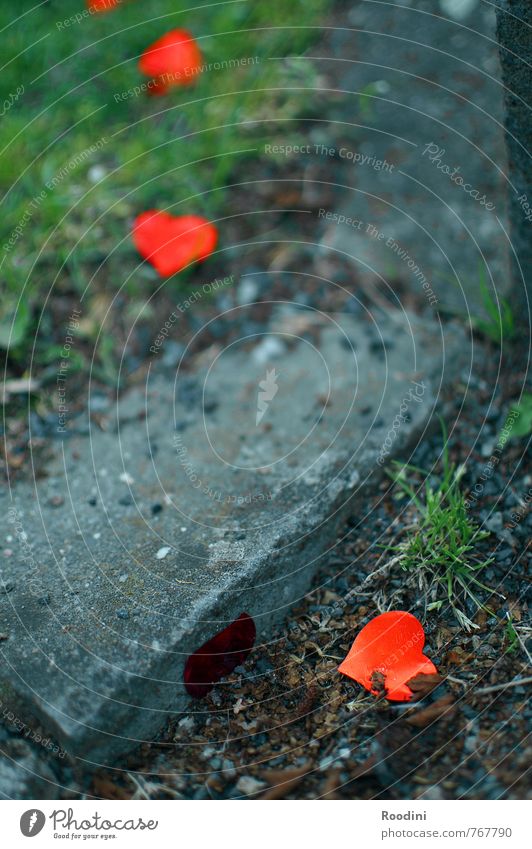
504 394 532 441
0 0 329 369
387 423 494 630
472 265 516 343
436 264 516 344
504 613 519 654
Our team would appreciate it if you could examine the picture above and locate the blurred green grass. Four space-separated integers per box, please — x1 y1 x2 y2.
0 0 329 367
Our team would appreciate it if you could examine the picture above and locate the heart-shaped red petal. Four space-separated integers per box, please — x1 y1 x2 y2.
132 211 217 277
139 29 203 89
338 610 437 701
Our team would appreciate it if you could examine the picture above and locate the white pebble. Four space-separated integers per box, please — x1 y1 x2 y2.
439 0 478 20
236 776 266 795
156 546 171 560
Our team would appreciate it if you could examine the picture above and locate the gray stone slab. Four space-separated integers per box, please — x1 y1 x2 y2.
318 0 511 314
0 307 468 767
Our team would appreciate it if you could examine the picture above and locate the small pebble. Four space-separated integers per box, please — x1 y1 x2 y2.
235 776 266 795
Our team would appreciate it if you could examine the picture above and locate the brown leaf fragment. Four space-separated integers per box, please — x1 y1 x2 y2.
260 763 311 799
406 673 445 700
295 683 318 718
370 670 386 695
445 648 474 666
405 695 455 728
92 776 131 799
348 755 378 781
321 768 342 799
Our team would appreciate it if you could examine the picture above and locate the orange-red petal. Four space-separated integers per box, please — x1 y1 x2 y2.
338 610 437 701
87 0 120 12
132 211 217 277
139 29 202 89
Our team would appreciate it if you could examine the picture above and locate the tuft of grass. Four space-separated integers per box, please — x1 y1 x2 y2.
472 265 516 343
386 422 495 630
436 264 516 343
505 394 532 441
504 613 519 655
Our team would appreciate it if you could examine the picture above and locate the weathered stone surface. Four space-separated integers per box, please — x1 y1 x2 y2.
0 307 468 767
318 0 510 314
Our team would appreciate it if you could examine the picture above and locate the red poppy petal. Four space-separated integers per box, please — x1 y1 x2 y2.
338 611 438 702
176 215 218 262
87 0 120 12
184 613 256 698
139 29 202 88
132 211 217 277
146 79 171 97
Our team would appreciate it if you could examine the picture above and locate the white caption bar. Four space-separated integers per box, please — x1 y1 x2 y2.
1 799 530 848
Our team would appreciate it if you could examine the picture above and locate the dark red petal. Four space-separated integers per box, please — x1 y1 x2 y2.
184 613 256 698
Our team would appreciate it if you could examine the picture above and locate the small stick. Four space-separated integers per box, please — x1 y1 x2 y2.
472 675 532 697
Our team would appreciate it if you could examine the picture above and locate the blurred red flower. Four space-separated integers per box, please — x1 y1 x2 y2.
87 0 120 12
132 211 217 277
139 30 203 94
338 610 437 701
